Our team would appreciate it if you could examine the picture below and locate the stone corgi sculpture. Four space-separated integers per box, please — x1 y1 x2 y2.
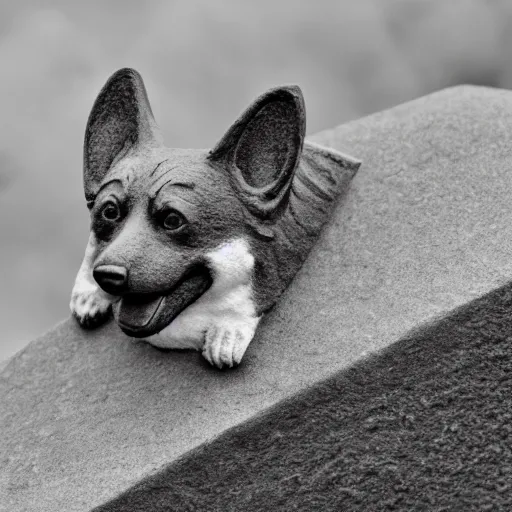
70 68 360 368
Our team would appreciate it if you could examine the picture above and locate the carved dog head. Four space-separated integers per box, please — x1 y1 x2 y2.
72 68 360 368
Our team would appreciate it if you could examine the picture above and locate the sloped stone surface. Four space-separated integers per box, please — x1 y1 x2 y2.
96 283 512 511
3 85 512 511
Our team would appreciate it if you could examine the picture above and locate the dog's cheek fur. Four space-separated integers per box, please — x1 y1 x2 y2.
183 189 248 251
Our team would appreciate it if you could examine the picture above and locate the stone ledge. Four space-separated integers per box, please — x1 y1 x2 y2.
96 282 512 511
3 85 512 511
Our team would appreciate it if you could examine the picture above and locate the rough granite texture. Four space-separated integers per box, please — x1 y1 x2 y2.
3 85 512 511
96 283 512 511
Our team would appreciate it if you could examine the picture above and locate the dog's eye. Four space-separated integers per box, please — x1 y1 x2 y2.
162 210 186 230
101 201 120 221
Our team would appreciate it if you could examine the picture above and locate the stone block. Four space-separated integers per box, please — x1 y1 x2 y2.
3 85 512 510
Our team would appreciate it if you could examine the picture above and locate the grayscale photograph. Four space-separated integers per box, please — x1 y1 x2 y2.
2 1 512 510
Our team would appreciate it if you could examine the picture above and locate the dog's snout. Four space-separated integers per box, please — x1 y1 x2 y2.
93 265 128 295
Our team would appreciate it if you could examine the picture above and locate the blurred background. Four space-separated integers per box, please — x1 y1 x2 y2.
2 0 512 361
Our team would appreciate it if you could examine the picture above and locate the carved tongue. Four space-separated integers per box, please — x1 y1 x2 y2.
114 294 164 330
112 267 212 337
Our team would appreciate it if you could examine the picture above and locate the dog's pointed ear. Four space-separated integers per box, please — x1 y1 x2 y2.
83 68 162 203
208 86 306 220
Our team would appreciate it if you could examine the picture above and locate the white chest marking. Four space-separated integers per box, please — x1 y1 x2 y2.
147 238 261 365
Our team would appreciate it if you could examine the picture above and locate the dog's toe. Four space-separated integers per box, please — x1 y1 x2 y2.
70 287 112 329
203 321 254 369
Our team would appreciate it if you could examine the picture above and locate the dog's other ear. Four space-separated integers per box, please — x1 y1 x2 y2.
83 68 162 203
208 86 305 220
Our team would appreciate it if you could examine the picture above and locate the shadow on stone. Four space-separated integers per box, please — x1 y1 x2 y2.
96 282 512 511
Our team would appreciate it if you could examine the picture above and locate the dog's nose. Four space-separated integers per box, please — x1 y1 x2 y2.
93 265 128 295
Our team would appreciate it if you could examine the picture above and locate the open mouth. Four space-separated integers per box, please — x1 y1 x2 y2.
112 264 212 338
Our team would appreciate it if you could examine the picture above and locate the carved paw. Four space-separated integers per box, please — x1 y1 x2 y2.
202 318 258 369
70 284 113 329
